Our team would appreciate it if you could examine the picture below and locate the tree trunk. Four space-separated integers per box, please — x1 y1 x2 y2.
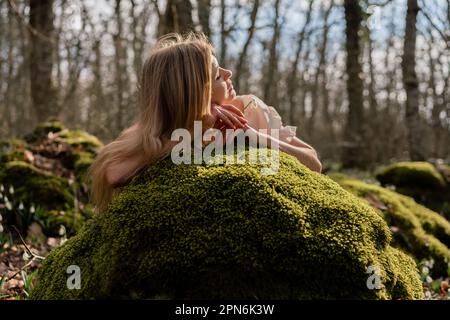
341 0 366 168
402 0 424 160
308 2 333 136
219 0 227 65
197 0 211 37
29 0 56 122
158 0 194 36
287 0 314 126
234 0 260 93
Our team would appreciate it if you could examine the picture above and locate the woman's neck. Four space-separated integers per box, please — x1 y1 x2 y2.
227 96 245 113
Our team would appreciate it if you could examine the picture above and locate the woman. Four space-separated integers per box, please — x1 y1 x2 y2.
209 55 322 173
88 32 321 214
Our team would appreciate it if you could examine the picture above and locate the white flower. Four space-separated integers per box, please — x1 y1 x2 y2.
4 195 8 203
58 225 66 236
0 224 3 233
9 185 14 195
5 201 12 211
0 184 4 192
421 266 429 275
0 192 3 199
30 205 35 214
22 251 32 261
18 202 24 210
426 276 433 283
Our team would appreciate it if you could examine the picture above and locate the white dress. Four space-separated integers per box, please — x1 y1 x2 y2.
238 94 297 143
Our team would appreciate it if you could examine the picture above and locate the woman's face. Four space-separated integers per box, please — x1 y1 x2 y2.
211 56 236 105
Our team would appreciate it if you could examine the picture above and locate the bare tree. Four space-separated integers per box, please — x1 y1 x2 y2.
308 1 334 136
158 0 194 36
287 0 314 126
234 0 260 93
197 0 211 37
402 0 424 160
341 0 366 168
262 0 282 108
29 0 56 122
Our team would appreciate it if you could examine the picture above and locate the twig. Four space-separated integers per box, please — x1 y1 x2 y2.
11 226 46 261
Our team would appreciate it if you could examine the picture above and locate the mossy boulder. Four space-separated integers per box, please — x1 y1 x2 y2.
30 149 423 299
376 162 450 220
56 129 103 154
0 160 74 209
24 120 65 143
0 122 103 237
0 138 28 164
376 161 446 191
330 173 450 276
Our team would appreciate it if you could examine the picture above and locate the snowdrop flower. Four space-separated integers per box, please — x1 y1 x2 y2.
421 266 429 275
9 185 14 195
0 184 4 192
30 205 35 214
58 225 66 236
5 201 12 211
0 192 3 199
22 251 32 261
18 202 24 210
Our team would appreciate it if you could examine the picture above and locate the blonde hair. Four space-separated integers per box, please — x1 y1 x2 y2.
88 32 214 213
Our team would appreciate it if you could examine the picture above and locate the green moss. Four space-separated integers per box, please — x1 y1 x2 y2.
34 208 87 237
73 152 94 181
376 162 446 190
0 161 73 208
24 121 65 143
57 129 103 153
30 148 423 299
0 139 28 164
330 173 450 276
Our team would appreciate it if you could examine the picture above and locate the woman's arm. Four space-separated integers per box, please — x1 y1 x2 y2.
246 126 322 173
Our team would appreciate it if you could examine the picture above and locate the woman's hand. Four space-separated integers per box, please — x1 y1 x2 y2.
202 103 248 132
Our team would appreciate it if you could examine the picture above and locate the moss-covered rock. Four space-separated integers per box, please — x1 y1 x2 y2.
330 173 450 276
0 122 103 237
0 139 28 164
30 149 423 299
376 162 446 190
56 129 103 153
376 162 450 221
0 160 89 236
24 120 65 143
0 160 74 209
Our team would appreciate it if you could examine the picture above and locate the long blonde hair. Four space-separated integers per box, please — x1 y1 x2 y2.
88 32 214 213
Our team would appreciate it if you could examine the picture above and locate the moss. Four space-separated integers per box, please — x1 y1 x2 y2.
376 162 446 190
73 152 94 181
56 129 103 153
34 208 87 237
0 139 28 164
30 148 423 299
24 121 65 143
0 161 74 208
330 173 450 276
